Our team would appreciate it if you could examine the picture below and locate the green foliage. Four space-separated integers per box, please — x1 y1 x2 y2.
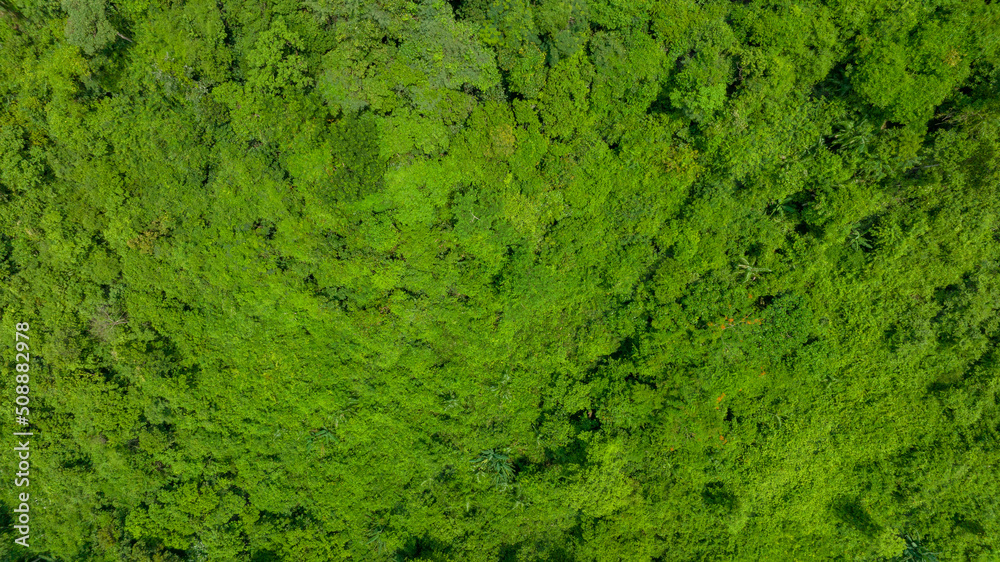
847 1 977 123
735 255 771 284
471 448 515 489
1 0 999 560
896 533 940 562
0 121 44 192
669 46 732 122
61 0 119 54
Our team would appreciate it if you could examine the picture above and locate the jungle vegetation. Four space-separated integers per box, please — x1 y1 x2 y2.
0 0 999 560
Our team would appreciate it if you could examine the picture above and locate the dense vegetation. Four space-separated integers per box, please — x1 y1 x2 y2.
1 0 999 559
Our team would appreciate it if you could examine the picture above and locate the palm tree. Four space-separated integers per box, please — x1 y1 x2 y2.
847 227 872 251
832 118 873 155
471 449 515 488
895 533 938 562
736 256 771 284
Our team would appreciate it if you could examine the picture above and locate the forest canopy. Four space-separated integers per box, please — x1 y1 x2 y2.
1 0 999 560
